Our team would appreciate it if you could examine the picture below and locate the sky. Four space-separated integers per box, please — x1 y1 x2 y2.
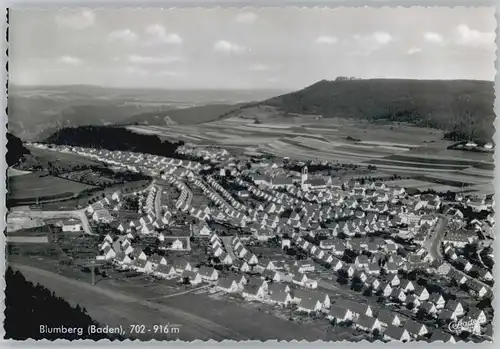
9 7 496 90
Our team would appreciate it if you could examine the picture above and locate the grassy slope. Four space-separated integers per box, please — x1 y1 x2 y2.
123 102 249 126
262 79 495 142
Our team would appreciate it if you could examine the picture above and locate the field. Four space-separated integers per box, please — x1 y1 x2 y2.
7 172 95 201
27 146 104 166
128 112 494 195
7 236 49 243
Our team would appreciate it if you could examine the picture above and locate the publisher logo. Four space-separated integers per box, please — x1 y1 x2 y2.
448 319 479 334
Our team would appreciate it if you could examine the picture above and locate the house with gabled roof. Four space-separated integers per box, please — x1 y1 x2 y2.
467 307 487 325
391 288 407 303
155 264 176 277
356 314 382 333
130 248 147 261
219 252 233 265
380 283 393 297
377 309 402 328
444 300 464 318
327 305 355 323
465 279 489 298
429 330 457 343
429 293 446 309
173 259 192 273
438 309 457 322
400 279 415 293
385 262 399 274
149 254 167 267
405 320 428 338
388 274 400 286
419 301 437 315
242 284 266 300
135 258 154 273
181 270 202 285
384 325 411 342
297 297 322 313
198 266 219 281
269 291 293 306
216 277 239 293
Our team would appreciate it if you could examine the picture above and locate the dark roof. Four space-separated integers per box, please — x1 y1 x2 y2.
198 266 216 277
269 290 290 303
268 283 289 294
377 308 398 324
438 309 454 320
385 325 407 340
217 277 236 289
429 330 454 343
298 297 320 311
356 314 377 329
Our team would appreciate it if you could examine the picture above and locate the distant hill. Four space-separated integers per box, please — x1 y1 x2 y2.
6 132 31 167
123 102 250 126
8 85 285 141
263 79 495 142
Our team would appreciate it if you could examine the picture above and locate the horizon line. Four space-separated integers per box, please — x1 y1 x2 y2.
8 77 495 91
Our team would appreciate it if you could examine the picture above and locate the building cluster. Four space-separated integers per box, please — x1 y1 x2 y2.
33 142 493 342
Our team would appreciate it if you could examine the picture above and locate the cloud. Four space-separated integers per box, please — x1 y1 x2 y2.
57 55 83 66
235 12 258 24
423 32 444 44
159 70 185 77
55 10 95 30
407 47 422 55
128 55 182 64
351 31 393 55
455 24 495 49
249 63 272 71
108 29 139 43
145 24 183 45
315 36 338 45
373 31 393 45
213 40 247 53
125 66 149 76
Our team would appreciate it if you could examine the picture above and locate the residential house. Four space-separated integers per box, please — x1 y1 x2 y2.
198 266 219 281
384 326 411 342
181 270 202 285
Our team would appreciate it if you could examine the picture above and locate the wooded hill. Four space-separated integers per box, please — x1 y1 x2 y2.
263 79 495 143
45 125 184 157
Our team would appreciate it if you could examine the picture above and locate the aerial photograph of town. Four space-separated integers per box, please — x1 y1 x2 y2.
4 7 495 342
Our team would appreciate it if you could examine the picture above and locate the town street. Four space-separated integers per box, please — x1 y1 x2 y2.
154 185 163 219
425 215 448 261
220 236 237 261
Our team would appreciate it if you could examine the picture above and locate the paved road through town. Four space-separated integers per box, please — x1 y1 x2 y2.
426 215 448 261
154 185 163 219
221 236 237 261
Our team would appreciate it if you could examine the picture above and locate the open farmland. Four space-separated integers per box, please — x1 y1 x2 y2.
127 114 494 195
7 172 95 201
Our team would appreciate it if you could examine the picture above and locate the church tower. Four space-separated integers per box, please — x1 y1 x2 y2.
301 166 308 185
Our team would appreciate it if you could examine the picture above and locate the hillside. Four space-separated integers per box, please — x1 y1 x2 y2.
263 79 495 142
6 132 31 167
122 102 250 126
4 267 118 340
45 125 184 158
8 85 284 141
